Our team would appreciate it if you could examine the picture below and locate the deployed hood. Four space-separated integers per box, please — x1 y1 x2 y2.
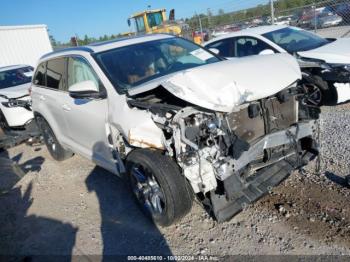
128 53 301 112
0 83 31 100
298 38 350 64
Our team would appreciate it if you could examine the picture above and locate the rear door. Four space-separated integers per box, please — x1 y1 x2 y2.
32 58 70 143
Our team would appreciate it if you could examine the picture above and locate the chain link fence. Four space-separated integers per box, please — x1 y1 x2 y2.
186 0 350 41
275 0 350 38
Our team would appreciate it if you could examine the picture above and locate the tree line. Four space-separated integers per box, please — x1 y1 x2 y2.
50 33 123 49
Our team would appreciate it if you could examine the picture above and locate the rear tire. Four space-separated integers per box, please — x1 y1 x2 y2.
126 149 193 227
36 117 73 161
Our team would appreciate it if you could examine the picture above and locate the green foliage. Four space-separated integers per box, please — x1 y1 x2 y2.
54 33 123 48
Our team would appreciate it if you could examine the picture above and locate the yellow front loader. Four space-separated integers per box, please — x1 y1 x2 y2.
127 9 182 36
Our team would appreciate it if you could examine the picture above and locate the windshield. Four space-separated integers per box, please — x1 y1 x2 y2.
263 27 329 53
94 37 220 92
0 66 33 89
147 12 163 27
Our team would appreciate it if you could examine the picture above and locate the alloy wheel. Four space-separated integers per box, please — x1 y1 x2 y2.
130 165 166 216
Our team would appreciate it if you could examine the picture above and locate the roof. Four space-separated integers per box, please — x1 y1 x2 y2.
0 64 32 72
240 25 289 35
0 24 48 31
40 33 174 61
130 9 165 18
205 25 289 45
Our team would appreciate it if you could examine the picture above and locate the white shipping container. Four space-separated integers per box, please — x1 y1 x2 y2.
0 24 53 67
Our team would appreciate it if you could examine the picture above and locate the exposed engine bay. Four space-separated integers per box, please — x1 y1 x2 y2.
126 82 320 222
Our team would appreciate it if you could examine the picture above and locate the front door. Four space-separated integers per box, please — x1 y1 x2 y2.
60 56 115 172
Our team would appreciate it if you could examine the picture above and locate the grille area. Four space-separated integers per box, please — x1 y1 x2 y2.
226 95 298 144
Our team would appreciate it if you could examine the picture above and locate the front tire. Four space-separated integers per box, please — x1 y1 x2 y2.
301 74 337 106
36 117 73 161
0 109 10 136
126 149 193 227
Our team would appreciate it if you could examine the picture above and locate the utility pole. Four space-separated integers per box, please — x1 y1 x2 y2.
196 12 203 43
270 0 275 25
207 8 212 29
313 2 317 32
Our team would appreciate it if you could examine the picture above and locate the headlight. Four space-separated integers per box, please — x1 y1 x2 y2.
329 63 350 70
296 56 329 69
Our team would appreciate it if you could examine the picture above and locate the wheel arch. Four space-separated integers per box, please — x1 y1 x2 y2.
33 111 65 144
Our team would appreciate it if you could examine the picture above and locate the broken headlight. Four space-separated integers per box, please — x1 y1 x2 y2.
184 113 220 145
329 64 350 73
296 56 329 69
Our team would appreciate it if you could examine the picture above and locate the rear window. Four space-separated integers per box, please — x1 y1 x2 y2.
33 62 46 86
0 66 33 89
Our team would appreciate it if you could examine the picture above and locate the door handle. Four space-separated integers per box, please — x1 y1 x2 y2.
62 104 71 111
39 95 45 101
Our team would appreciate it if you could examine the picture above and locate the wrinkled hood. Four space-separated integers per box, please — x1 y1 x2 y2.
298 38 350 64
0 83 30 100
128 53 301 112
0 83 30 98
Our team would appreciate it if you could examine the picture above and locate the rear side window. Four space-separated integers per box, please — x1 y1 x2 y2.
46 58 66 90
33 62 46 86
135 16 146 32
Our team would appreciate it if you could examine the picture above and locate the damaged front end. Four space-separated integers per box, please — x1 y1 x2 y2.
127 81 319 222
297 55 350 105
0 94 40 149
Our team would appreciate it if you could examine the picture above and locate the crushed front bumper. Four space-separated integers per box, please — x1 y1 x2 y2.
211 152 316 222
218 120 317 181
210 120 318 222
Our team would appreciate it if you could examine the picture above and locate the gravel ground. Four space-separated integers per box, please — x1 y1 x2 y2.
0 104 350 258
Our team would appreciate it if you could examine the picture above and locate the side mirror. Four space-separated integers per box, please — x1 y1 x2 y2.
68 80 104 99
259 49 275 55
209 48 220 55
127 19 131 27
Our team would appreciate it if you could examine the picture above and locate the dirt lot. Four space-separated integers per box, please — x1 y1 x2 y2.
1 104 350 258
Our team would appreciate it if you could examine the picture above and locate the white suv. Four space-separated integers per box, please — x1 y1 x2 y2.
31 34 320 226
0 65 34 131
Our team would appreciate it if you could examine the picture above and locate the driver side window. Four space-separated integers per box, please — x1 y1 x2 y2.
233 37 273 57
206 38 234 57
67 57 99 90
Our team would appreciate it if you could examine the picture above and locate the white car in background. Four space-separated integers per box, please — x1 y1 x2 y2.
0 65 34 132
204 25 350 106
